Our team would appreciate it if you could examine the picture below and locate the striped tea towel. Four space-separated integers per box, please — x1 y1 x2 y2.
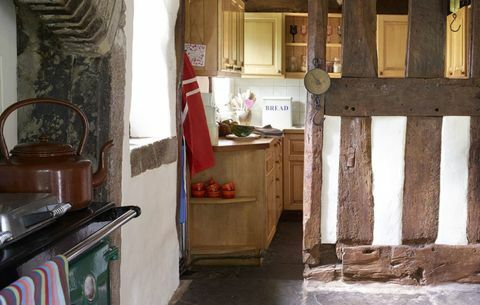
0 256 70 305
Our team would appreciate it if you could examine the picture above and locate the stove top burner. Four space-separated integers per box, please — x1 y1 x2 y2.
0 193 71 248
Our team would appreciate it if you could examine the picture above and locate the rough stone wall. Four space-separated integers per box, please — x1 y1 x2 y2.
15 3 120 200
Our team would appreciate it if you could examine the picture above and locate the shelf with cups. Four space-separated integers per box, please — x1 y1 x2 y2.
283 13 343 79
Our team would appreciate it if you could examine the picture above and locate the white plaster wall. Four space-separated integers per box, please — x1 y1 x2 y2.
129 0 179 138
121 1 180 305
0 0 17 148
436 116 470 245
321 116 341 243
371 117 406 245
320 116 472 246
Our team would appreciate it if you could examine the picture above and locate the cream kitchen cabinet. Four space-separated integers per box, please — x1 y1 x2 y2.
376 14 408 78
445 6 470 78
185 0 244 76
243 13 283 76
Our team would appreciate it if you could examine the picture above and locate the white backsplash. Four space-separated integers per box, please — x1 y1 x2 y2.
233 78 307 127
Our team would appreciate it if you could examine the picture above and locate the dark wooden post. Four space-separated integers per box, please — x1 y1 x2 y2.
467 0 480 244
303 0 328 266
341 0 378 77
336 0 376 250
402 0 445 244
406 0 446 77
471 0 480 78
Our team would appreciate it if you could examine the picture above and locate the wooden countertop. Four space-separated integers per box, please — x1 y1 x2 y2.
213 137 281 152
283 128 304 134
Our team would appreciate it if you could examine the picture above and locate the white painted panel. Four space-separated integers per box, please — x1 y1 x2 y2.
371 117 407 245
321 116 341 243
122 1 181 305
436 116 470 245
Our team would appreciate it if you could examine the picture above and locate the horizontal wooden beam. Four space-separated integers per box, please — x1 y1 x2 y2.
325 78 480 116
342 245 480 285
245 0 337 13
245 0 408 14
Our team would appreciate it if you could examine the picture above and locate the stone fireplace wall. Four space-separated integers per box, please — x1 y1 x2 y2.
14 1 127 304
14 1 124 201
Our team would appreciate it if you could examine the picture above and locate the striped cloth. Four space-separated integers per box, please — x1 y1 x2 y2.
0 256 70 305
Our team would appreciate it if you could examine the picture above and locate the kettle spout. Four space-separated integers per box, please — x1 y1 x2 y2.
92 140 114 188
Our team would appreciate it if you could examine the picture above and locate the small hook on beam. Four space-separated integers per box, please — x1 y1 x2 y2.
450 13 461 33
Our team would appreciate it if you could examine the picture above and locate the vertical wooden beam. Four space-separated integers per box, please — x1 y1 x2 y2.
471 0 480 78
468 117 480 243
404 0 444 245
402 117 442 244
336 0 376 252
303 0 328 266
341 0 378 77
406 0 446 77
337 117 374 245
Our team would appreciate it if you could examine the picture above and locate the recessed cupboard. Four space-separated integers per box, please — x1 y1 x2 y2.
376 14 408 78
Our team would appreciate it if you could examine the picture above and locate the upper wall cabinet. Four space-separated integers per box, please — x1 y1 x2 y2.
185 0 245 77
376 15 408 78
243 13 283 76
445 6 470 79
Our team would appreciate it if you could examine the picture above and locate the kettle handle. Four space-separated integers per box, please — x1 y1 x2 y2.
0 98 89 161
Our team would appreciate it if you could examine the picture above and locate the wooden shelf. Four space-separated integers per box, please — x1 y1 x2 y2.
190 197 257 205
329 72 342 78
286 42 307 47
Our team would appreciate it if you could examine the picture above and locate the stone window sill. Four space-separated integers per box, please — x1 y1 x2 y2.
129 137 178 177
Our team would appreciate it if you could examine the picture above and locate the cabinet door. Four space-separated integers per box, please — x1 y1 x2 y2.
220 0 232 70
283 133 304 211
445 6 470 78
377 15 408 78
231 0 238 67
185 0 219 75
244 13 283 75
274 140 283 221
237 1 245 71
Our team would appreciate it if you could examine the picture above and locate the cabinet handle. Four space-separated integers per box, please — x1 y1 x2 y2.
275 161 280 164
379 71 383 76
276 196 280 199
276 178 280 181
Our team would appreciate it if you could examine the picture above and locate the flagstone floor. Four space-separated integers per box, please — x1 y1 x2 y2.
170 214 480 305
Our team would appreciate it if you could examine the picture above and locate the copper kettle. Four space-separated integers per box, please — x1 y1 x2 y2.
0 98 113 210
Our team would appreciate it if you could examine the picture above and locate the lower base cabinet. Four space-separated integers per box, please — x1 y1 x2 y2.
283 130 304 211
188 138 282 265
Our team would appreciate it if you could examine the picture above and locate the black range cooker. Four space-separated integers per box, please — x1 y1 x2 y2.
0 198 140 304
